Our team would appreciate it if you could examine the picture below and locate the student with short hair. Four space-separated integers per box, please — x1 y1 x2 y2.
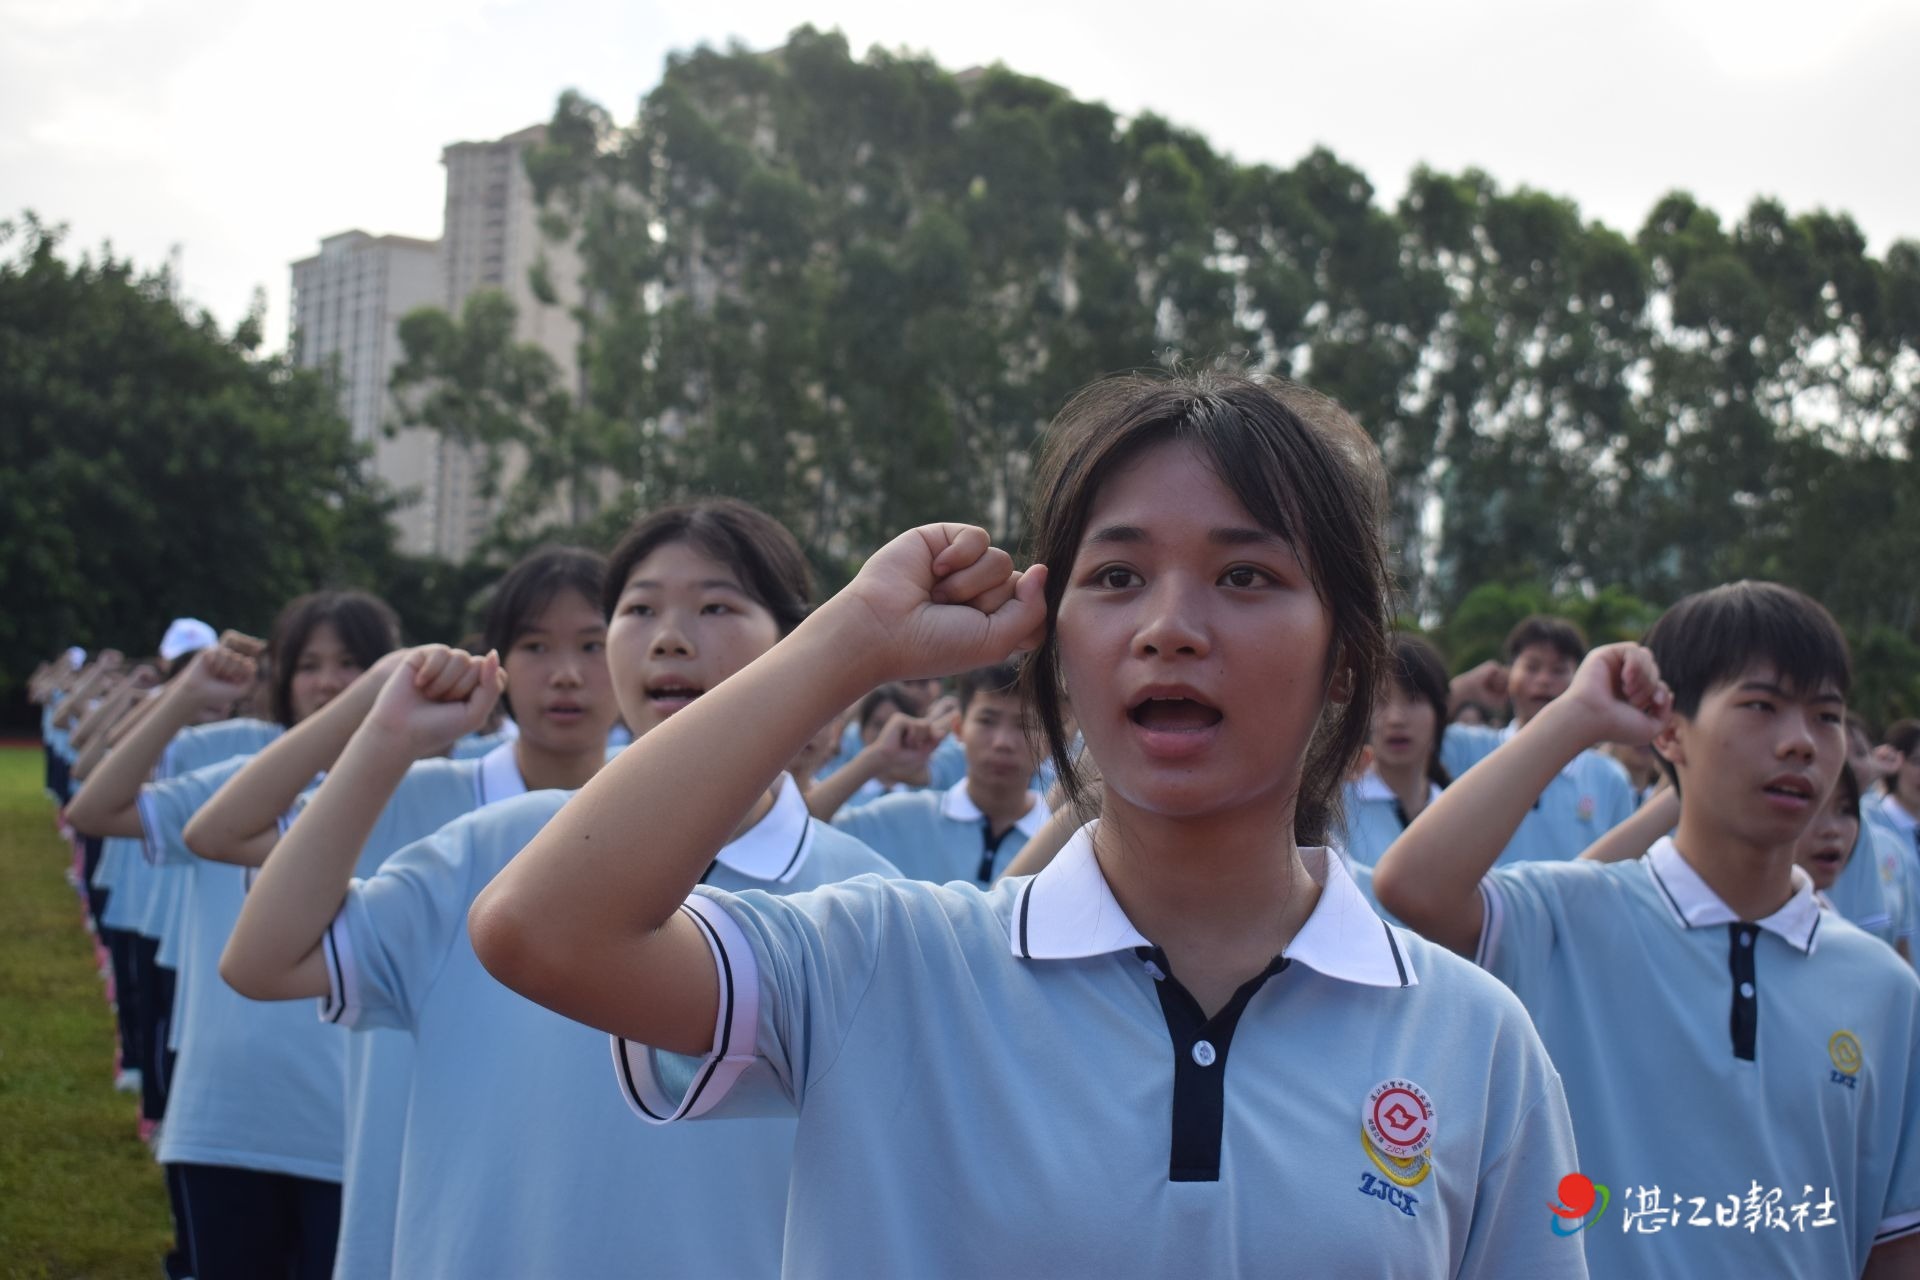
67 592 404 1280
474 371 1583 1277
1797 763 1866 898
1337 634 1451 868
219 500 894 1279
832 661 1051 883
1874 720 1920 855
1375 581 1920 1278
187 546 614 1280
1442 616 1636 862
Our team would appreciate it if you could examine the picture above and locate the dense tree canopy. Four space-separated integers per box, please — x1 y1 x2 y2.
390 27 1917 717
0 215 413 708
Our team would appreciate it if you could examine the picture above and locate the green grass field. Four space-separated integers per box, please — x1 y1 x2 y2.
0 747 172 1278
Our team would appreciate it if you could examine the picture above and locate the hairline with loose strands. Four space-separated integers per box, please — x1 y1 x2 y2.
1015 368 1392 846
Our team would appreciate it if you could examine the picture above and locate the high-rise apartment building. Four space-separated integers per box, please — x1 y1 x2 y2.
289 231 445 554
290 123 586 561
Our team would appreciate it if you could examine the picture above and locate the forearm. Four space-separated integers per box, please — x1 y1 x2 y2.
220 728 416 1000
1579 787 1680 862
804 744 883 819
71 698 143 780
471 607 877 1025
71 683 140 753
185 665 386 862
53 668 113 726
66 686 198 837
1374 700 1595 952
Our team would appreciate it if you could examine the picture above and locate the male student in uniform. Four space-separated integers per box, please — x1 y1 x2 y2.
1376 581 1920 1279
832 662 1049 884
1443 615 1636 861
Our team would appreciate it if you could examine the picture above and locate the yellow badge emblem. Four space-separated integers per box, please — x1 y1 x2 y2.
1830 1031 1862 1077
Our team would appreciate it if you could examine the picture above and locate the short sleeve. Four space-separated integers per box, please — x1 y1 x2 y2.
611 879 891 1125
136 761 238 866
320 820 481 1031
1440 724 1502 781
1456 1064 1589 1277
1475 863 1573 1004
1874 995 1920 1245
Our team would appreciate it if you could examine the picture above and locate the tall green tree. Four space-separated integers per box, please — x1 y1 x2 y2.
0 214 397 709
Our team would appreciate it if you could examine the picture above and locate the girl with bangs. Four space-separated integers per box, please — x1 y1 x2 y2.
473 371 1582 1278
67 590 402 1280
1338 633 1454 868
187 545 613 1279
216 501 893 1279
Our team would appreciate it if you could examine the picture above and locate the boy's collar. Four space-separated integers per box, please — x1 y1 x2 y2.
1644 836 1822 954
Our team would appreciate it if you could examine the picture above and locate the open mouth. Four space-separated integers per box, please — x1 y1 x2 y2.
645 679 706 714
1127 691 1225 733
1762 775 1815 803
545 701 585 722
1809 848 1845 868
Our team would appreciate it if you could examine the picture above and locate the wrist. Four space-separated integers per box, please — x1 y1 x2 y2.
1522 699 1602 766
789 603 895 707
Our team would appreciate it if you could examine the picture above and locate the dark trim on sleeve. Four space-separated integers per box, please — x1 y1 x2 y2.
615 901 739 1122
1016 880 1034 959
1874 1217 1920 1243
322 920 347 1024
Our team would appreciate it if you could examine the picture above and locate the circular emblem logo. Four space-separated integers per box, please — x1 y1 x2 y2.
1364 1078 1434 1159
1830 1030 1863 1076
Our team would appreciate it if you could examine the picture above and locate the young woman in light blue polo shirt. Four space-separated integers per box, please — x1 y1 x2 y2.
220 501 895 1279
475 371 1585 1278
189 546 615 1279
1337 634 1452 867
66 593 403 1280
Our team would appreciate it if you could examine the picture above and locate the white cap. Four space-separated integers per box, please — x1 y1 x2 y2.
159 618 217 663
65 646 86 669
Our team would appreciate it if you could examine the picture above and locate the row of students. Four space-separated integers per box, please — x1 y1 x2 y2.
29 369 1920 1277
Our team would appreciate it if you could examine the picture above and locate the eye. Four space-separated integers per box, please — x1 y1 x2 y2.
701 603 733 616
1220 565 1271 589
1742 699 1775 713
625 603 653 617
520 641 547 655
1092 566 1141 590
583 640 606 654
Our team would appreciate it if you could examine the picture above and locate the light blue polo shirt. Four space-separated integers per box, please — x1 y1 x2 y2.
1825 822 1893 943
96 835 145 931
617 830 1585 1278
137 756 347 1182
1864 822 1916 950
314 742 523 1280
1336 771 1444 868
833 779 1049 885
1442 723 1635 862
322 773 894 1279
1477 839 1920 1276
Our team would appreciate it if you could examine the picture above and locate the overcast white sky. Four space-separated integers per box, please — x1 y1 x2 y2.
5 0 1916 353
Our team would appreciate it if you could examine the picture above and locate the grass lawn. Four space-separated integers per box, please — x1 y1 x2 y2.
0 747 172 1278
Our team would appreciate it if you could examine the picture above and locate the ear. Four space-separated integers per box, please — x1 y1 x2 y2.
1328 660 1356 706
1652 714 1687 771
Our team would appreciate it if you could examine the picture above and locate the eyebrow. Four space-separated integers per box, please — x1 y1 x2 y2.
1085 524 1287 548
1738 680 1844 705
623 579 747 594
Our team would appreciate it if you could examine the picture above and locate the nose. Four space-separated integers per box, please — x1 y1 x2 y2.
650 613 694 658
1778 707 1818 763
551 653 584 688
1132 577 1210 660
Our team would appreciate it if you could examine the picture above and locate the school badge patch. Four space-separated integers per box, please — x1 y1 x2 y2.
1362 1078 1434 1187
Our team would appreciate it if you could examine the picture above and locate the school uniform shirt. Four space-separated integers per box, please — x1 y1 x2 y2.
1825 825 1893 944
1875 794 1919 861
615 829 1585 1278
315 743 526 1280
832 779 1049 885
448 719 520 761
1441 723 1635 862
322 773 896 1279
95 835 146 932
929 736 1061 797
1476 838 1920 1277
1337 771 1444 868
1865 822 1918 950
137 756 349 1181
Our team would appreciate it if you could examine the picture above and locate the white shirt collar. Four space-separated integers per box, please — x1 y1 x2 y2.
940 778 1049 839
1010 825 1417 988
713 772 815 883
1353 769 1442 809
1644 836 1823 954
474 741 528 808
